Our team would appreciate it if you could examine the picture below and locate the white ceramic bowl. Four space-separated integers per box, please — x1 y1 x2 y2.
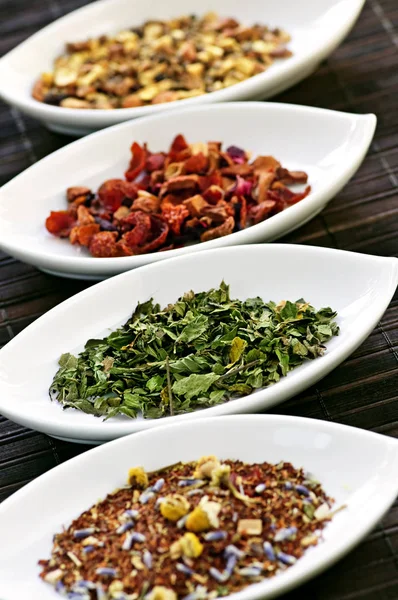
0 415 397 600
0 102 376 280
0 0 366 135
0 244 396 444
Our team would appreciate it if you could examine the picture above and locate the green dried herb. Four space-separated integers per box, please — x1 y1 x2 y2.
49 282 339 419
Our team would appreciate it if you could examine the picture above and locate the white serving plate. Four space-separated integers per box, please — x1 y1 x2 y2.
0 415 397 600
0 0 366 136
0 244 396 445
0 103 376 281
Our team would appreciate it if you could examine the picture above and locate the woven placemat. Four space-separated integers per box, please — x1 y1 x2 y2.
0 0 397 598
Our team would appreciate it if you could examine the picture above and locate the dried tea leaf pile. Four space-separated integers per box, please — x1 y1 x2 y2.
33 12 292 109
39 456 337 599
50 282 339 419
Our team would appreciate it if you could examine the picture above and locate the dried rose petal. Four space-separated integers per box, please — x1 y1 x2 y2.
94 216 118 231
146 153 166 172
170 134 189 154
228 175 253 198
268 184 311 206
249 200 277 224
226 145 246 164
125 142 147 182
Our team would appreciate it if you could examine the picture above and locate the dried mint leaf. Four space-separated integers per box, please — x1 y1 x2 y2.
49 282 339 420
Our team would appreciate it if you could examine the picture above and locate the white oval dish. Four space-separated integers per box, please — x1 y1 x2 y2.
0 244 396 445
0 0 366 136
0 102 376 281
0 415 397 600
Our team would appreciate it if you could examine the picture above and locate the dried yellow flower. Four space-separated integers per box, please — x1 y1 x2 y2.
170 532 203 559
193 456 230 488
185 506 210 532
127 467 148 489
108 580 124 595
185 496 221 532
146 586 177 600
160 494 190 522
193 455 220 479
210 464 231 487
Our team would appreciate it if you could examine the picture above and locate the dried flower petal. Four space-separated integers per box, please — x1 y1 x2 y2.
160 495 190 522
127 467 149 489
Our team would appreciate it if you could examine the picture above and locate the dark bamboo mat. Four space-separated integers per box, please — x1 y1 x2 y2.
0 0 398 598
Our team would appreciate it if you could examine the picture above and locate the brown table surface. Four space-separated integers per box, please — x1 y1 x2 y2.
1 0 398 598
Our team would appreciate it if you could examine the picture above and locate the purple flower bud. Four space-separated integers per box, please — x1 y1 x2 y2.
295 484 310 497
277 551 297 566
152 478 165 492
73 528 96 539
204 531 227 542
263 541 276 561
177 563 194 576
116 521 134 534
274 527 297 542
143 550 153 569
95 567 117 577
209 567 229 583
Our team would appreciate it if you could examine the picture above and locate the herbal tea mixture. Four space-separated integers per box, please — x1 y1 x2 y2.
33 13 292 109
39 456 338 599
50 283 339 419
45 135 310 258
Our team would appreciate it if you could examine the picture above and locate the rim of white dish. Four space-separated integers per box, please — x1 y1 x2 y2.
0 0 367 126
1 414 397 507
0 244 396 441
0 102 377 276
